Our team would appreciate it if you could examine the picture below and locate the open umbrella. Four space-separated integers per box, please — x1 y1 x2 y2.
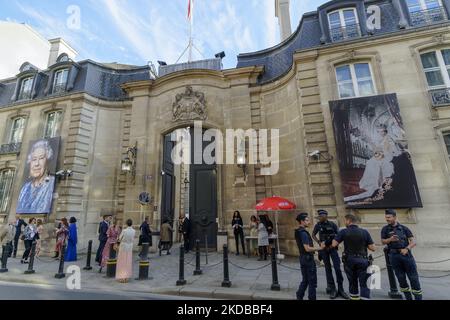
255 196 297 259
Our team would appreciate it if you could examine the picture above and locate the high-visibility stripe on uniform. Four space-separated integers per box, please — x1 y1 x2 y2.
400 287 411 293
350 295 361 300
411 289 423 295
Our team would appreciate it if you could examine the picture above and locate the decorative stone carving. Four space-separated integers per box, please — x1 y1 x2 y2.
172 86 207 122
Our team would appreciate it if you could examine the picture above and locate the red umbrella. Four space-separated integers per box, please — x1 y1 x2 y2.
255 196 296 211
255 196 297 259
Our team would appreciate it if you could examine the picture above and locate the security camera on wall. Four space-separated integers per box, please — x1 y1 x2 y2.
308 150 321 160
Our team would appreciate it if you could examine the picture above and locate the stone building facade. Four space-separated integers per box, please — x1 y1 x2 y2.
1 0 450 268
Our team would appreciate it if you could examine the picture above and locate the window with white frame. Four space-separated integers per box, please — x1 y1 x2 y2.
18 77 33 100
335 63 376 98
420 49 450 88
444 132 450 158
53 69 69 94
328 8 360 42
43 111 62 139
9 117 26 144
0 169 14 213
406 0 446 25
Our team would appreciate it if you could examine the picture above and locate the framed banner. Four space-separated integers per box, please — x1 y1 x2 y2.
16 137 61 214
330 94 422 209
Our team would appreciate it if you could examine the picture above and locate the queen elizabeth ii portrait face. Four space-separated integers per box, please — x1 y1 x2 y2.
30 146 48 180
16 137 60 215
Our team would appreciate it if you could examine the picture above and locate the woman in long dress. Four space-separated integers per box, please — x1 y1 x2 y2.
65 217 78 262
249 215 259 256
100 219 121 272
53 218 68 259
116 219 136 283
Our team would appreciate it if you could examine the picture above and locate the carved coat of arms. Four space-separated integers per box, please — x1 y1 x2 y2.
172 86 207 121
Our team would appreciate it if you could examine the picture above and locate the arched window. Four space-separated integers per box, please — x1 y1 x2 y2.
18 76 34 101
53 69 69 94
328 8 361 42
43 111 63 139
0 169 14 213
444 131 450 159
9 117 26 144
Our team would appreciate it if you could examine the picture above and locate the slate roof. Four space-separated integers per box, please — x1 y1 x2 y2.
237 0 450 84
0 60 150 108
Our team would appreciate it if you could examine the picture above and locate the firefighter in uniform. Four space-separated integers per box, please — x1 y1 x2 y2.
381 209 422 300
312 210 349 300
295 213 325 300
332 214 376 300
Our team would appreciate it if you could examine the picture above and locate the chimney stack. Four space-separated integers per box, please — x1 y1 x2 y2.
47 38 78 66
275 0 292 42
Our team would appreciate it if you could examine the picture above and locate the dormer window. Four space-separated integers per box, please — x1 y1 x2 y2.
53 69 69 94
406 0 447 26
328 8 361 42
18 77 33 101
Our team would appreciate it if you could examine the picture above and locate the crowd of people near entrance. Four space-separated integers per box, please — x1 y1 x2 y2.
0 208 423 300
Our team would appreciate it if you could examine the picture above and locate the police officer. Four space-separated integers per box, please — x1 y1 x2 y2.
332 214 376 300
295 213 325 300
312 210 349 300
381 209 422 300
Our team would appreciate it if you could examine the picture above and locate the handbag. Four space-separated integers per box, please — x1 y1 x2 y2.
20 234 25 241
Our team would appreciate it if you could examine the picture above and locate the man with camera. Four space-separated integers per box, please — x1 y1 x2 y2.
381 209 422 300
312 210 349 299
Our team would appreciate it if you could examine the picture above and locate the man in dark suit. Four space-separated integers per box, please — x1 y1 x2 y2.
95 215 111 264
12 215 27 258
181 214 191 253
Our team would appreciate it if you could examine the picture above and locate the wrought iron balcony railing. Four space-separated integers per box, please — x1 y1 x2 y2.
0 142 22 155
17 90 32 101
329 23 361 42
52 83 67 95
410 7 447 27
430 88 450 107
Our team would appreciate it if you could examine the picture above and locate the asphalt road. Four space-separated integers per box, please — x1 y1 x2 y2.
0 281 191 300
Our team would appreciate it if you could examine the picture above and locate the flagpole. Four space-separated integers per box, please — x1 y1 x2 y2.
188 0 194 62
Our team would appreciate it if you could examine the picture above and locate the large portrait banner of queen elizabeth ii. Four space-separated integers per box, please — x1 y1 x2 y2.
330 94 422 209
16 137 61 214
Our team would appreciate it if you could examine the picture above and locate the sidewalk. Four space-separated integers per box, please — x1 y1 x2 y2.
0 245 449 300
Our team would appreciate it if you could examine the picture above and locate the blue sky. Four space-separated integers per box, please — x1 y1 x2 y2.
0 0 329 69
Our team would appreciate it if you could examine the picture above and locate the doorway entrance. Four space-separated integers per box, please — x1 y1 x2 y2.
161 127 218 250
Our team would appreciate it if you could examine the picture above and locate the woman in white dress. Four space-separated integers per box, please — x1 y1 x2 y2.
116 219 136 283
257 215 269 261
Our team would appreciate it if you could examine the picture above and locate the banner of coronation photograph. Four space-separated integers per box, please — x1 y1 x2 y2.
330 93 422 209
16 137 61 215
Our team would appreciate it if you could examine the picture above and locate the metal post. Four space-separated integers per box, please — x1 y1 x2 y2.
204 233 208 265
176 245 187 286
193 239 202 275
136 243 151 281
83 240 93 270
270 245 280 291
384 247 403 299
55 244 66 279
0 245 9 273
24 241 37 275
106 243 117 278
221 244 231 288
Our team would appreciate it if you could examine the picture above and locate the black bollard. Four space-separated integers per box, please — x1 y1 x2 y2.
270 245 281 291
193 240 202 276
136 243 151 281
0 245 9 273
55 244 66 279
176 245 187 286
384 247 403 299
106 243 117 278
221 244 231 288
83 240 93 271
24 241 37 275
